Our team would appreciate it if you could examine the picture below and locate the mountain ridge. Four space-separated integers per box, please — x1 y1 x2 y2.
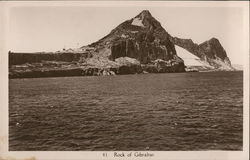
84 10 234 71
80 10 185 72
9 10 236 78
169 36 234 70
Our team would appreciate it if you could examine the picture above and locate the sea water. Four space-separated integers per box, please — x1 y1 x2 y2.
9 71 243 150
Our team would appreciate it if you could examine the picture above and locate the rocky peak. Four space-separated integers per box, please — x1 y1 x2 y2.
209 37 220 43
82 10 184 71
200 37 220 48
170 36 234 70
199 37 227 60
80 10 234 71
133 10 153 23
137 10 152 18
87 10 170 49
132 10 164 32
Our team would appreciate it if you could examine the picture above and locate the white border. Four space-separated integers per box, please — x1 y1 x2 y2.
0 1 249 160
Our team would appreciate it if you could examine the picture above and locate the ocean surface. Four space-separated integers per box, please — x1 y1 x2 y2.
9 71 243 151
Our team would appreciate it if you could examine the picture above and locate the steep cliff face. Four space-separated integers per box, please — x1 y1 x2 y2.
9 51 91 66
170 37 234 70
85 10 233 71
82 10 185 72
10 10 235 78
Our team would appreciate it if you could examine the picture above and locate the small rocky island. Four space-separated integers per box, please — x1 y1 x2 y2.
9 10 235 79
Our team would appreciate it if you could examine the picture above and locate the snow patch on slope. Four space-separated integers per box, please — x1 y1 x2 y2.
131 17 144 27
175 45 204 66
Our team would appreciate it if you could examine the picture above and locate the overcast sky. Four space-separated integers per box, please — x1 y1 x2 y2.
9 6 245 64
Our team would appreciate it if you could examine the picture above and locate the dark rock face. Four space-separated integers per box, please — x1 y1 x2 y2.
199 38 228 59
9 68 85 79
10 10 235 78
110 37 174 63
118 65 143 75
88 10 185 71
9 51 92 66
170 37 200 56
170 37 234 70
9 64 142 79
9 10 186 79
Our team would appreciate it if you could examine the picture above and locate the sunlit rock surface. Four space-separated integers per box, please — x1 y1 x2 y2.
9 10 235 78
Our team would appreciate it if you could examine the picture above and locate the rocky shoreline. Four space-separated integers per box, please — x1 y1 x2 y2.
9 57 185 79
9 10 235 79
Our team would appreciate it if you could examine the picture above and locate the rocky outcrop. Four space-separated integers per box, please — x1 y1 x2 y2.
9 10 235 78
170 37 235 70
9 51 92 66
85 10 185 72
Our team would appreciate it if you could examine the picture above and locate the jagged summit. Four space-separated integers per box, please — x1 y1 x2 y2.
170 36 234 70
200 37 221 47
9 10 236 79
199 37 228 61
133 10 153 24
84 10 233 71
87 10 168 48
82 10 184 72
208 37 219 42
137 10 152 17
132 10 163 31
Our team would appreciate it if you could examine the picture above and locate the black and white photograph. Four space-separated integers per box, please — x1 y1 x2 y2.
0 1 249 160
